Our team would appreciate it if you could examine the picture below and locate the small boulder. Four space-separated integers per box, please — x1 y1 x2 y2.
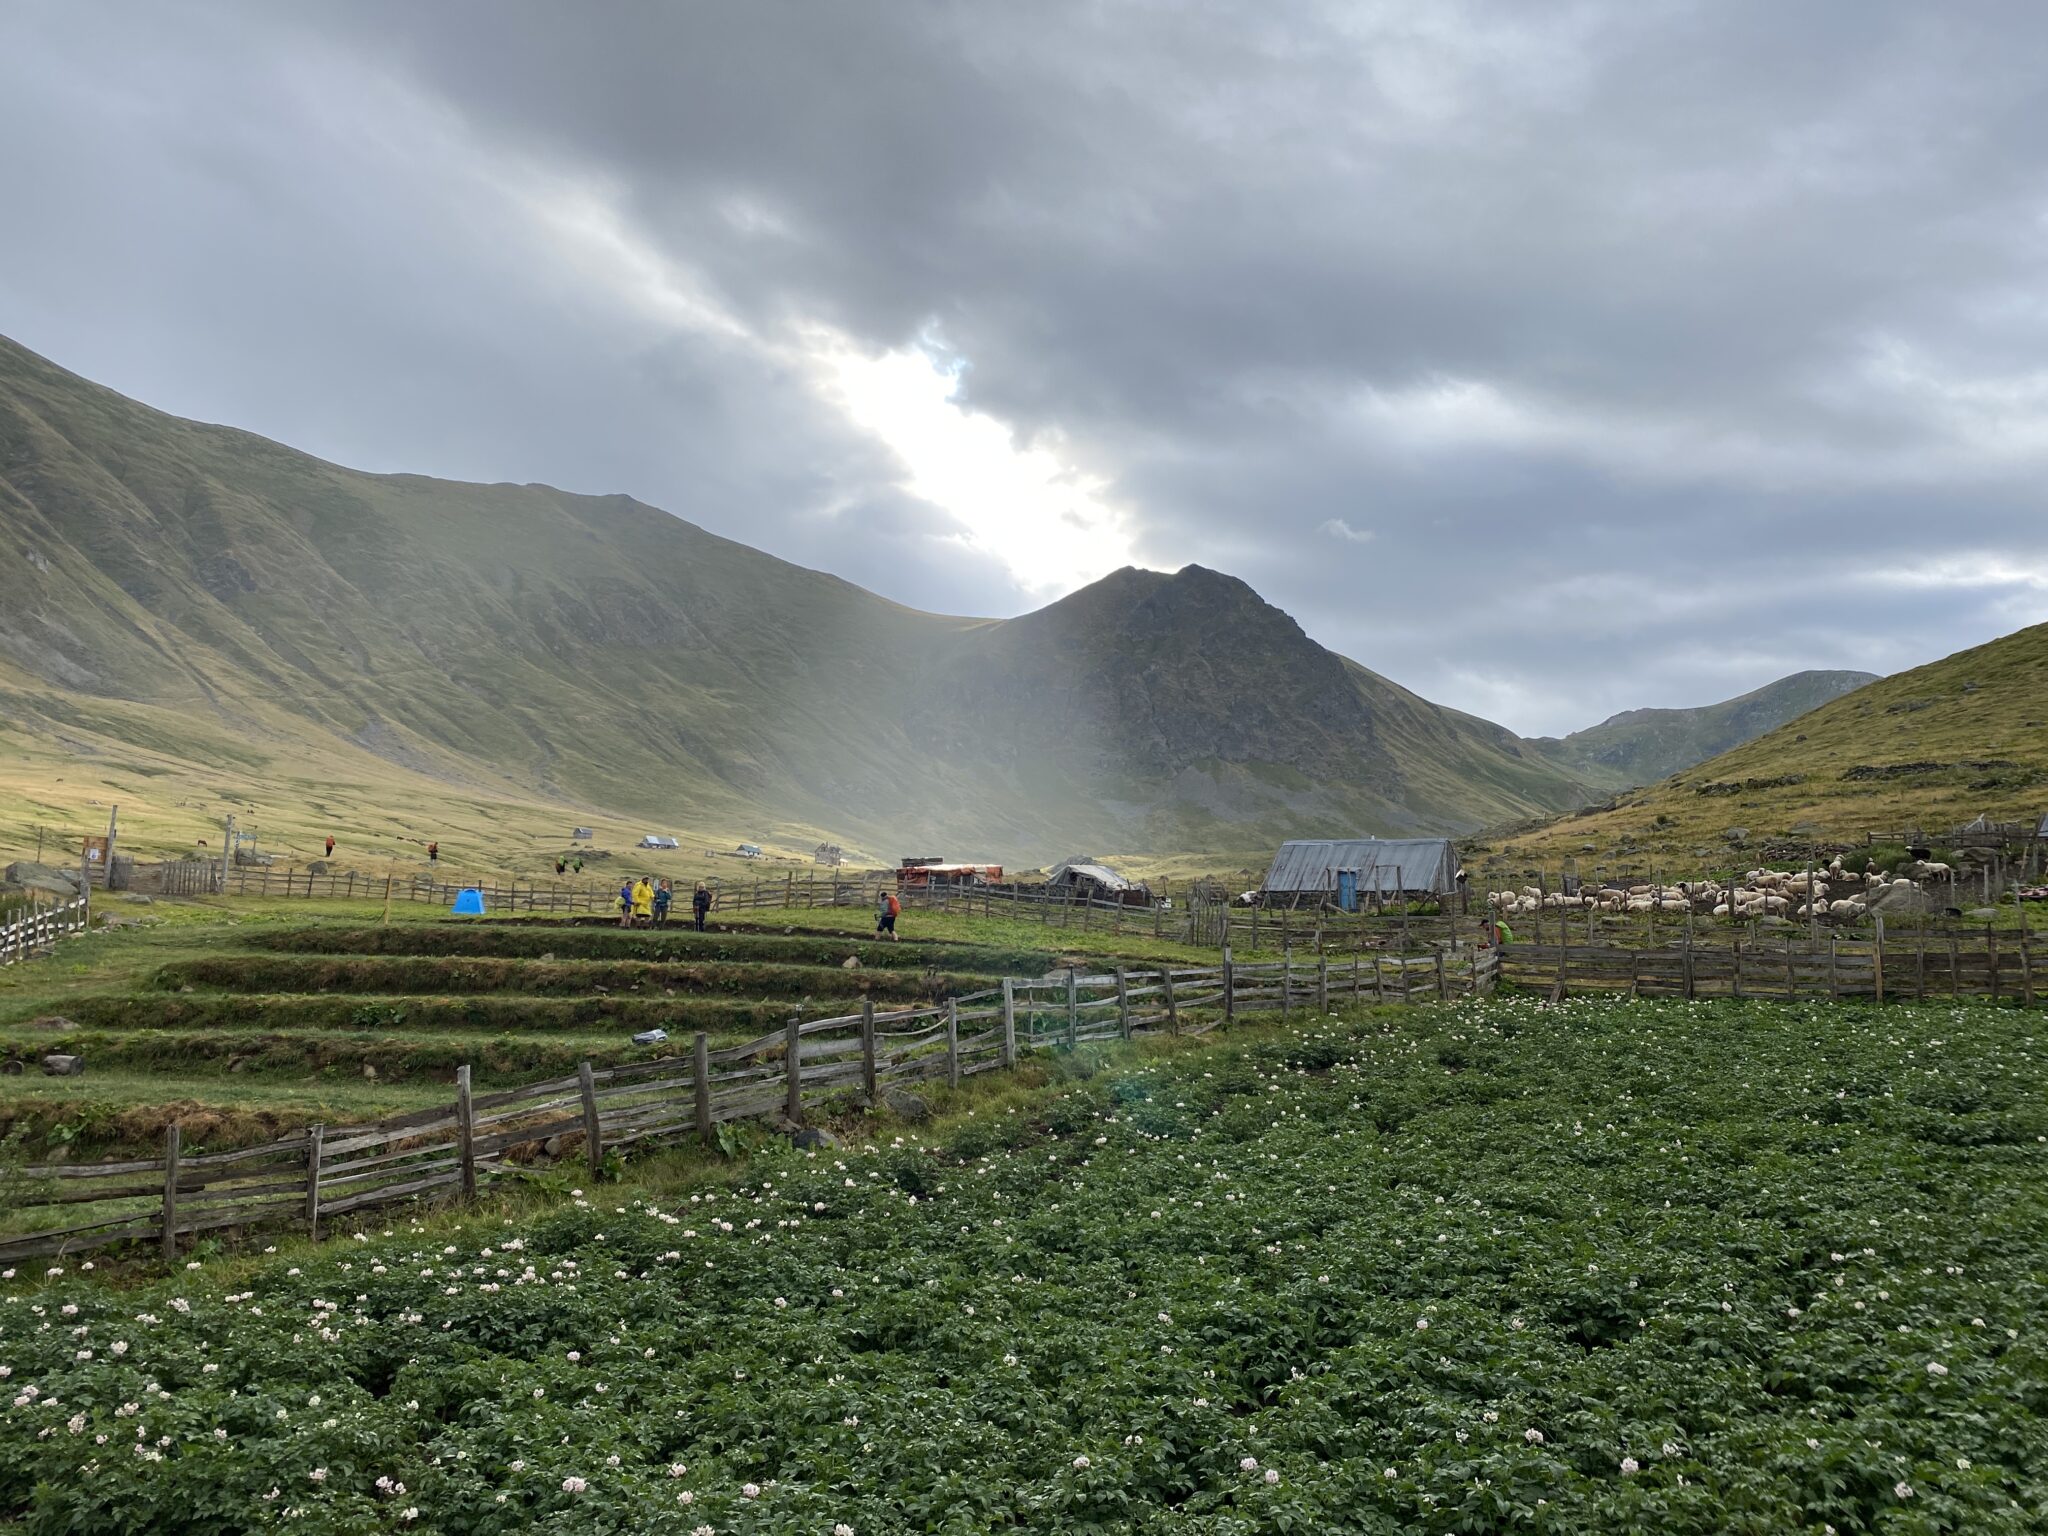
362 1063 379 1080
538 951 555 963
882 1087 931 1122
29 1015 77 1032
41 1054 84 1077
841 955 862 970
1 1058 24 1076
792 1126 840 1150
306 860 331 875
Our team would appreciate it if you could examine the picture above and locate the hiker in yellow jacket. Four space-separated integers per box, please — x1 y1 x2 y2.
630 876 655 927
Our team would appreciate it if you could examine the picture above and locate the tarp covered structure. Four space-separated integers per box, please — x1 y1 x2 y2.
1261 838 1460 900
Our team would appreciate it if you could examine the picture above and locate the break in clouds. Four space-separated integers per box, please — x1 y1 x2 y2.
5 0 2048 734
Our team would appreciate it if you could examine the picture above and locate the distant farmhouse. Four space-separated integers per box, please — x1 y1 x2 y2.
1261 837 1462 910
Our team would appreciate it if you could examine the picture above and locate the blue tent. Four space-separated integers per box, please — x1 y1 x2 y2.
451 887 486 916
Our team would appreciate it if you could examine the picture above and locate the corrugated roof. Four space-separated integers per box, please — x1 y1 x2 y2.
1262 838 1460 895
1048 858 1135 891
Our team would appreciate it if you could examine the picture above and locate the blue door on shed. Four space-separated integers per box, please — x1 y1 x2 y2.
1335 869 1357 912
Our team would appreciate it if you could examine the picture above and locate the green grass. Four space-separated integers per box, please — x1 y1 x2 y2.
4 995 2044 1533
1485 620 2048 865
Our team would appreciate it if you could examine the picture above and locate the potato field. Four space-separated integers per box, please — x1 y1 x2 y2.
4 993 2045 1533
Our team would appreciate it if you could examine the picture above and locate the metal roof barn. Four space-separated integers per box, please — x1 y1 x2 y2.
1262 838 1461 898
1047 859 1136 893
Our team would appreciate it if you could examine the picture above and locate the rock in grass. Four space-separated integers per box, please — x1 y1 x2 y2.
792 1126 840 1150
41 1054 84 1077
882 1087 931 1122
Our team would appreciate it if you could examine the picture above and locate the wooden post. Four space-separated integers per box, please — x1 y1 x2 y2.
1873 917 1885 1005
1114 968 1132 1039
1160 967 1178 1035
1316 953 1329 1012
1828 933 1839 1000
692 1031 714 1145
455 1065 477 1200
103 804 119 891
1223 946 1235 1023
1000 979 1017 1066
785 1016 804 1122
2020 924 2035 1008
946 999 961 1087
305 1123 324 1239
860 999 878 1100
1281 940 1292 1018
1066 968 1079 1048
1682 935 1695 1001
161 1122 181 1264
1988 926 2000 1003
1435 947 1447 1003
577 1060 602 1181
382 872 394 927
1916 939 1926 1001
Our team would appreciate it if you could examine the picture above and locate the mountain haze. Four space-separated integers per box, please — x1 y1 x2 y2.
0 334 1599 863
1535 670 1878 791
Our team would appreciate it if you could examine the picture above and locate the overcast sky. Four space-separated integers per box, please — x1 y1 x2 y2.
6 1 2048 735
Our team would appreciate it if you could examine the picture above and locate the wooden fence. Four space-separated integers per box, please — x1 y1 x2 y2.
0 944 1496 1265
1498 926 2040 1005
0 893 89 968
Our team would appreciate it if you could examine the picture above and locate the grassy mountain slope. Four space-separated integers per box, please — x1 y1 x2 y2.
0 333 1597 867
1533 669 1878 790
1486 627 2048 863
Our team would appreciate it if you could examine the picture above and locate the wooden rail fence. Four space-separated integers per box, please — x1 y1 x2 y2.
0 893 89 968
0 944 1496 1265
1498 926 2040 1005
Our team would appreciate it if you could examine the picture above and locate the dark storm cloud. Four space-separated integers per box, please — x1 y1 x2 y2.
5 0 2047 733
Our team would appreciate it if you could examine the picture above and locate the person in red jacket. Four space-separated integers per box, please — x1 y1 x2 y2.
876 887 901 941
324 835 335 858
426 841 439 864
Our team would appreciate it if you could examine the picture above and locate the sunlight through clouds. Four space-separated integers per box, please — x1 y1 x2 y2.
808 332 1135 594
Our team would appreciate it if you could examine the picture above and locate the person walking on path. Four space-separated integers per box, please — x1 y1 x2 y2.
631 876 655 928
876 886 901 941
653 878 673 925
692 882 712 932
572 857 584 874
555 857 567 876
427 841 439 865
324 835 336 858
618 879 634 927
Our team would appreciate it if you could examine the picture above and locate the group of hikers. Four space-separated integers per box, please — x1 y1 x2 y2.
552 855 586 876
619 876 712 930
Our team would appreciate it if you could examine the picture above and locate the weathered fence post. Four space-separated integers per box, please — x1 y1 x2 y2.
455 1065 477 1200
692 1031 714 1145
1000 979 1017 1066
946 999 961 1087
1873 917 1885 1005
577 1061 602 1181
1281 940 1292 1018
305 1123 324 1239
1316 954 1329 1012
1115 967 1131 1039
1223 945 1235 1023
1434 946 1447 1003
860 999 878 1100
1066 967 1079 1048
1988 926 2001 1004
1160 967 1178 1036
161 1122 181 1264
785 1016 804 1122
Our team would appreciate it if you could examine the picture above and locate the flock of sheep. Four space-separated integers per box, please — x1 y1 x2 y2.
1487 856 1955 923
